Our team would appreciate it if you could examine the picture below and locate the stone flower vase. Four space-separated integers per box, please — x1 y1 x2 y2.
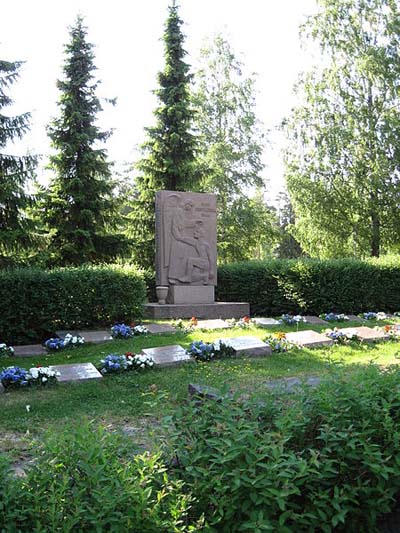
156 286 169 305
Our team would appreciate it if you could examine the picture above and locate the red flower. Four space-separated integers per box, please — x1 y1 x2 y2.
243 316 250 323
36 364 42 368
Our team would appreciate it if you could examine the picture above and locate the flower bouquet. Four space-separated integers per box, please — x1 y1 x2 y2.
187 340 235 362
280 314 307 325
99 352 154 374
264 332 293 353
324 327 358 343
0 343 14 359
320 313 349 322
44 333 84 352
111 323 149 339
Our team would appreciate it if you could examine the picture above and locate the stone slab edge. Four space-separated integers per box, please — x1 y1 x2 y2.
144 302 250 320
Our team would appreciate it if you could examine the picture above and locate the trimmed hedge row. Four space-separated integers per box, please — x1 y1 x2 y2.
216 257 400 315
0 266 146 345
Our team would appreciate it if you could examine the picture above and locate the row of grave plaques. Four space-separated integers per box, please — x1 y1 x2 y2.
22 326 396 385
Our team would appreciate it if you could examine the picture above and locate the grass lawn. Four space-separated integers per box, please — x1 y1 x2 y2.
1 318 400 457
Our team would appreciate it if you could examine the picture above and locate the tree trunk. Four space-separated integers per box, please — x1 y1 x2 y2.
371 209 380 257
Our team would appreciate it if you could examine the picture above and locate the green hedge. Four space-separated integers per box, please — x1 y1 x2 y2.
216 257 400 315
0 265 146 345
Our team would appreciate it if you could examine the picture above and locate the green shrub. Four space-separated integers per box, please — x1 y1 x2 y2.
167 365 400 531
217 257 400 315
0 423 199 531
0 265 146 345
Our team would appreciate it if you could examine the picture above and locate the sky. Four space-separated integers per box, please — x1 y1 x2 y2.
1 0 318 201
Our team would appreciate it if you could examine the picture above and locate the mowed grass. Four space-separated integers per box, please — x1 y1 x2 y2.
1 319 400 438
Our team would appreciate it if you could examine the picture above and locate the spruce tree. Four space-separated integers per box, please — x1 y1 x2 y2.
42 16 125 265
0 59 36 262
129 1 197 268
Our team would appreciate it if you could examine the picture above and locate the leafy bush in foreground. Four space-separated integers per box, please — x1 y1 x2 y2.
167 365 400 531
0 424 198 531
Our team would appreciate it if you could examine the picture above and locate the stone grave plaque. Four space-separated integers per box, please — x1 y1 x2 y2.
218 336 271 357
339 326 388 343
285 330 333 348
252 317 280 327
346 315 363 322
303 316 328 325
195 319 231 330
56 330 112 343
141 345 192 367
144 323 176 335
265 376 322 393
13 344 47 357
50 363 103 383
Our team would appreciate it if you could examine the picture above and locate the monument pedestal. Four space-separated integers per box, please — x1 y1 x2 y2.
144 301 250 320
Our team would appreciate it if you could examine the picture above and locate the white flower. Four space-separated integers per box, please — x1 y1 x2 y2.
0 343 5 349
29 368 39 379
26 405 31 413
42 377 47 383
140 363 145 368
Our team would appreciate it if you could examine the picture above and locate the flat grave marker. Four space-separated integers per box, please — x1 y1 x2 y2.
303 316 328 325
218 336 271 357
56 330 112 343
339 326 388 343
144 323 176 335
285 330 333 348
13 344 47 357
141 345 192 367
50 362 103 383
195 319 231 330
346 315 363 322
252 317 280 327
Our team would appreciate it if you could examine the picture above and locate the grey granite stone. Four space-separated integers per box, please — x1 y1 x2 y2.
188 383 224 402
252 317 280 327
346 315 363 322
13 344 47 357
339 326 388 343
265 376 322 393
50 363 103 383
144 302 250 320
168 285 215 304
56 330 112 343
195 319 231 330
218 336 272 357
303 316 328 325
141 345 192 367
285 330 333 348
155 191 217 291
144 323 177 335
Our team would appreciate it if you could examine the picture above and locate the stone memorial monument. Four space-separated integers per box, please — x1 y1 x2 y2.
144 190 249 319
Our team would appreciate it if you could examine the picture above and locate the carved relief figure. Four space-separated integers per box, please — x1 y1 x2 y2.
163 195 195 284
179 221 214 284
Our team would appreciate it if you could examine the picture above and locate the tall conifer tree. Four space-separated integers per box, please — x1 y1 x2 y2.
0 59 36 262
129 1 197 268
42 16 125 265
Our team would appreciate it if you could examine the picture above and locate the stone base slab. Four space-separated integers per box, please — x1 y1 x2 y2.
167 285 215 304
13 344 47 357
141 345 192 367
286 330 333 348
340 326 388 343
50 363 103 383
220 336 272 357
144 302 250 320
